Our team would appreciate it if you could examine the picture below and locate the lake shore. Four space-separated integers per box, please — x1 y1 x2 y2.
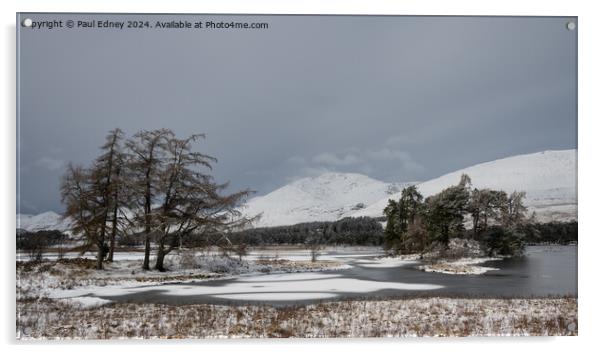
17 296 577 339
17 244 577 339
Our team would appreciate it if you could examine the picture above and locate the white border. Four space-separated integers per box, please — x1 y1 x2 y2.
2 1 601 352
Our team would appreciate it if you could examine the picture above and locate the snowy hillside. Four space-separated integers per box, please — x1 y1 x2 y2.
17 150 577 232
17 211 72 233
242 173 406 228
353 150 577 222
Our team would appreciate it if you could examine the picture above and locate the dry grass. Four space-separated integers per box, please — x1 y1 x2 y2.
16 296 577 339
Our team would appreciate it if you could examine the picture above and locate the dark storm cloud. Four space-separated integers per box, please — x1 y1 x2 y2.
17 15 577 213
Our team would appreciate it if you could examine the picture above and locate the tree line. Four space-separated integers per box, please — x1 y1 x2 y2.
16 217 576 261
176 216 385 248
60 128 255 270
383 174 536 256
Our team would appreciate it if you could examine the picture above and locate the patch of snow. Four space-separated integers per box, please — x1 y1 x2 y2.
355 257 419 268
418 257 502 275
213 292 338 301
48 272 444 302
63 296 113 308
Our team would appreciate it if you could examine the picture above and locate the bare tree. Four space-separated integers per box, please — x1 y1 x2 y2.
61 128 257 271
60 164 106 269
305 234 322 262
233 243 248 262
125 129 172 270
91 128 125 263
152 134 255 271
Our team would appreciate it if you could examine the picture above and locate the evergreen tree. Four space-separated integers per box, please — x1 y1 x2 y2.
398 186 424 252
383 186 426 254
467 188 506 239
383 199 400 251
424 174 471 248
500 191 529 229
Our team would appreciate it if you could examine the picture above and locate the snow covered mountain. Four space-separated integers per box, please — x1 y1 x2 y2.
17 150 577 232
17 211 73 233
352 150 577 222
242 172 407 228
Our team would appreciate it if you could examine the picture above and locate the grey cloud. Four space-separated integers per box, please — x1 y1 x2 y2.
384 135 413 147
34 157 65 171
17 15 577 213
312 152 363 167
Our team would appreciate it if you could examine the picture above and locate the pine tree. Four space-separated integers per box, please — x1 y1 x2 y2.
467 189 506 239
501 191 528 229
383 186 426 254
383 199 400 251
398 186 424 253
424 174 471 248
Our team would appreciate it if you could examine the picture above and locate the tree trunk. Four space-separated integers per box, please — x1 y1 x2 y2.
96 242 104 270
142 181 152 270
155 235 172 272
155 243 166 272
107 167 121 262
143 235 151 270
97 219 107 267
143 208 151 270
108 205 118 262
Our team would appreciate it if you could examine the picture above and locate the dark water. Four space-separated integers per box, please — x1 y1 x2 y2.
100 245 577 306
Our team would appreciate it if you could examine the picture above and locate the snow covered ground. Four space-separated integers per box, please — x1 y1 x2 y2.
16 248 375 306
16 242 507 310
17 297 577 338
17 245 504 310
355 256 420 268
16 245 577 339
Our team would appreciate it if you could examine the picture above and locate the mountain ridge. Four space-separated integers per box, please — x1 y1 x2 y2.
17 149 577 231
241 172 408 228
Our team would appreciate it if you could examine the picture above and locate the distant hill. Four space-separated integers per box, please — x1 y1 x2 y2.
241 172 409 228
352 150 577 223
17 150 577 232
17 211 72 233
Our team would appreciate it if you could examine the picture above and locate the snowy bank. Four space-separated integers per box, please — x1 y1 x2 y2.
16 252 354 306
17 296 577 339
418 257 501 275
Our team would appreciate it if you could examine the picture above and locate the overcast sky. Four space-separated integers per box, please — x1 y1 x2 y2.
17 14 577 214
